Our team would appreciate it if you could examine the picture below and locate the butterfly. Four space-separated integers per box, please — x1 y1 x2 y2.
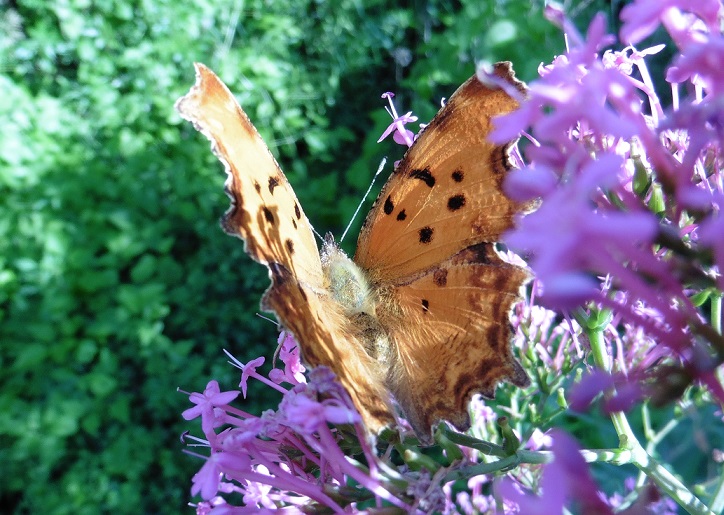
176 63 530 444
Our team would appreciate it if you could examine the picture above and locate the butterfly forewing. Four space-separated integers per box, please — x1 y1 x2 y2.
175 63 324 287
177 64 395 437
354 62 527 281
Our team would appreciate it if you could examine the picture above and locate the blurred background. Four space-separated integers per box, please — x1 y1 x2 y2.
1 0 621 512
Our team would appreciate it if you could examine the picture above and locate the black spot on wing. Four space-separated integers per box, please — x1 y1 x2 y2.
262 207 275 225
285 239 294 255
268 176 280 194
410 168 435 188
254 181 261 193
396 209 407 221
384 196 394 215
421 299 429 312
452 169 464 182
294 203 301 220
419 226 433 244
448 194 466 211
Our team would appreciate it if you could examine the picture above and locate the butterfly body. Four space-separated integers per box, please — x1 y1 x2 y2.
177 63 531 444
321 238 375 318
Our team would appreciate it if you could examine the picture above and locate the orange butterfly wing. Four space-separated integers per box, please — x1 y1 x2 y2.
378 245 530 442
176 64 394 433
355 63 530 442
175 64 322 284
355 62 528 279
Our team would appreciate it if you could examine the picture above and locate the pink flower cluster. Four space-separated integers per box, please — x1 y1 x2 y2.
182 332 417 513
495 1 724 402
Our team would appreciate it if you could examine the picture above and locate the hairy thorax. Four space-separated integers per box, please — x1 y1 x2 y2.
320 240 393 363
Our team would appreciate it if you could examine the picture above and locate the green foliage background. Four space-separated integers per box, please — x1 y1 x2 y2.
0 0 617 512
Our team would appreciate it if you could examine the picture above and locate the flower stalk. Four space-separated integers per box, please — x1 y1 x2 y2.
585 313 714 515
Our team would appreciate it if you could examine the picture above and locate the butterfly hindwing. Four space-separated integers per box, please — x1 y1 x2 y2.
380 244 530 442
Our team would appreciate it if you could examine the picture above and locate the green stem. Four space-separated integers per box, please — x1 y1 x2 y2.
647 415 678 450
586 324 713 515
709 293 724 513
443 454 525 483
440 429 507 458
709 466 724 514
712 292 722 336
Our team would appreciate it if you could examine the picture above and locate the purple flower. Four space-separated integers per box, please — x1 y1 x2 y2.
467 475 497 513
503 165 559 202
526 428 553 451
506 154 659 309
570 370 646 413
190 454 222 501
239 357 264 398
620 0 722 48
469 396 496 425
498 1 723 401
667 38 724 94
281 392 360 434
182 345 415 512
499 430 613 515
268 331 306 386
191 451 250 501
378 91 418 147
183 381 240 436
241 465 277 509
602 44 666 76
192 496 228 515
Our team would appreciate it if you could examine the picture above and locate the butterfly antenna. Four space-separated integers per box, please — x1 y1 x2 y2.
255 313 279 327
311 224 325 243
340 157 388 243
